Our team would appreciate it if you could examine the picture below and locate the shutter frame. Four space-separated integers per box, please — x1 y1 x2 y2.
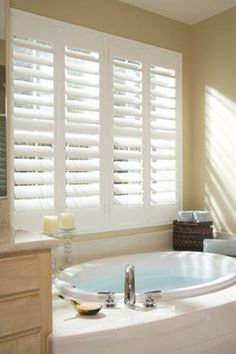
11 9 182 232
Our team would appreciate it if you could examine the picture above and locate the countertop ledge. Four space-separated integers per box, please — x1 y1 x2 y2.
0 227 59 255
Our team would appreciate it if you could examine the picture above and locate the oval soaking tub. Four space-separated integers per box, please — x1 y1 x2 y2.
55 251 236 302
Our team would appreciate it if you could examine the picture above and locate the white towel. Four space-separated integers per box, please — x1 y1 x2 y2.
203 239 236 256
177 211 193 222
193 211 212 222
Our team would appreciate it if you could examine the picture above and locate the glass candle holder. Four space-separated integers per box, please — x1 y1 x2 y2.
43 231 59 277
60 228 75 269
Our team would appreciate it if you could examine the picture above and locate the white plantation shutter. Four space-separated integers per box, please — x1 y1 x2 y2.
64 46 101 212
12 35 55 218
109 46 146 227
149 62 180 222
113 57 143 206
11 10 182 232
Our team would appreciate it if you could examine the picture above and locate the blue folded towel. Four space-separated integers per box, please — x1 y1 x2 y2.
177 211 193 222
193 211 212 222
203 239 236 256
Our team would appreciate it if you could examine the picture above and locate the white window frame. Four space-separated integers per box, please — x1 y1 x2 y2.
10 9 182 233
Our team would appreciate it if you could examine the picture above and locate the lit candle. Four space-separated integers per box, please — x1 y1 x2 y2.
60 212 75 230
43 216 59 235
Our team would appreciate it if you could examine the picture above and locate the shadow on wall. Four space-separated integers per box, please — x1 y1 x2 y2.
204 86 236 232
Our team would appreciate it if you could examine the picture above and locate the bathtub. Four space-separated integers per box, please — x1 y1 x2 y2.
51 251 236 354
55 251 236 302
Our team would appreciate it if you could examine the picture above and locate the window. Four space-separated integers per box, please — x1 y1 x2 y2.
11 10 182 232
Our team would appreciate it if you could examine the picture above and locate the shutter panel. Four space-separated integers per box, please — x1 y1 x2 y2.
113 57 143 206
149 64 178 222
64 46 101 215
111 55 144 227
12 35 54 213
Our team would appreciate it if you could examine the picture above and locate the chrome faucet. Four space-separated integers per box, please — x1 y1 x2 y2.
124 264 136 305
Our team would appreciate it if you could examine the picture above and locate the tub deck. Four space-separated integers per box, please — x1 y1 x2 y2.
50 284 236 354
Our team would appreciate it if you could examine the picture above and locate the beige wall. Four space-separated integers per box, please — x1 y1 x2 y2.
0 39 6 65
192 7 236 233
7 0 192 235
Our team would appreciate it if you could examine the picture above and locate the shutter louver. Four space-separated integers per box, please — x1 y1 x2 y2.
13 35 54 212
65 47 100 209
150 65 177 205
113 58 143 206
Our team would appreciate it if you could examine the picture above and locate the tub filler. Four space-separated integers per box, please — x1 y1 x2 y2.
51 252 236 354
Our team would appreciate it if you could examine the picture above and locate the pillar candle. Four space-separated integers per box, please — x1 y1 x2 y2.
60 212 75 230
43 215 59 235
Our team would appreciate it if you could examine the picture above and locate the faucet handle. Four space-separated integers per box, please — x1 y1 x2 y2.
144 290 162 308
97 291 116 307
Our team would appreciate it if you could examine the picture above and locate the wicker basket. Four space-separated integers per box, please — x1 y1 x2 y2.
173 220 213 252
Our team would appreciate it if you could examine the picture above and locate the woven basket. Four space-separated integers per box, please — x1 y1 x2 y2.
173 220 213 252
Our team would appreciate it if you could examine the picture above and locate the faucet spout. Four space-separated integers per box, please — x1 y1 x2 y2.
124 264 136 305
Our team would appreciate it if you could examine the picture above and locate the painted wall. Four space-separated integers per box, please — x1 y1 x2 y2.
0 39 5 65
7 0 192 236
192 7 236 233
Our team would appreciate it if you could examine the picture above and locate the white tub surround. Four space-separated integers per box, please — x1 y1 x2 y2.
52 251 236 353
50 284 236 354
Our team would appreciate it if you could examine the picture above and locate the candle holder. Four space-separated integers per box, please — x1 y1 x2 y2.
60 228 75 269
43 232 59 277
43 215 60 277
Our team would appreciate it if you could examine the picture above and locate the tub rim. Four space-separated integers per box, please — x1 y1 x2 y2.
55 251 236 302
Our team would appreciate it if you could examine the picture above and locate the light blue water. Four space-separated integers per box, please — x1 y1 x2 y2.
67 252 234 295
74 274 215 293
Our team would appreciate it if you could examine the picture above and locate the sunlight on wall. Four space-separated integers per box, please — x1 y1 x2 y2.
205 86 236 232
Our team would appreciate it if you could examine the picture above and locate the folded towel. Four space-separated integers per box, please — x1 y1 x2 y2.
193 211 212 223
203 239 236 256
177 211 193 222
